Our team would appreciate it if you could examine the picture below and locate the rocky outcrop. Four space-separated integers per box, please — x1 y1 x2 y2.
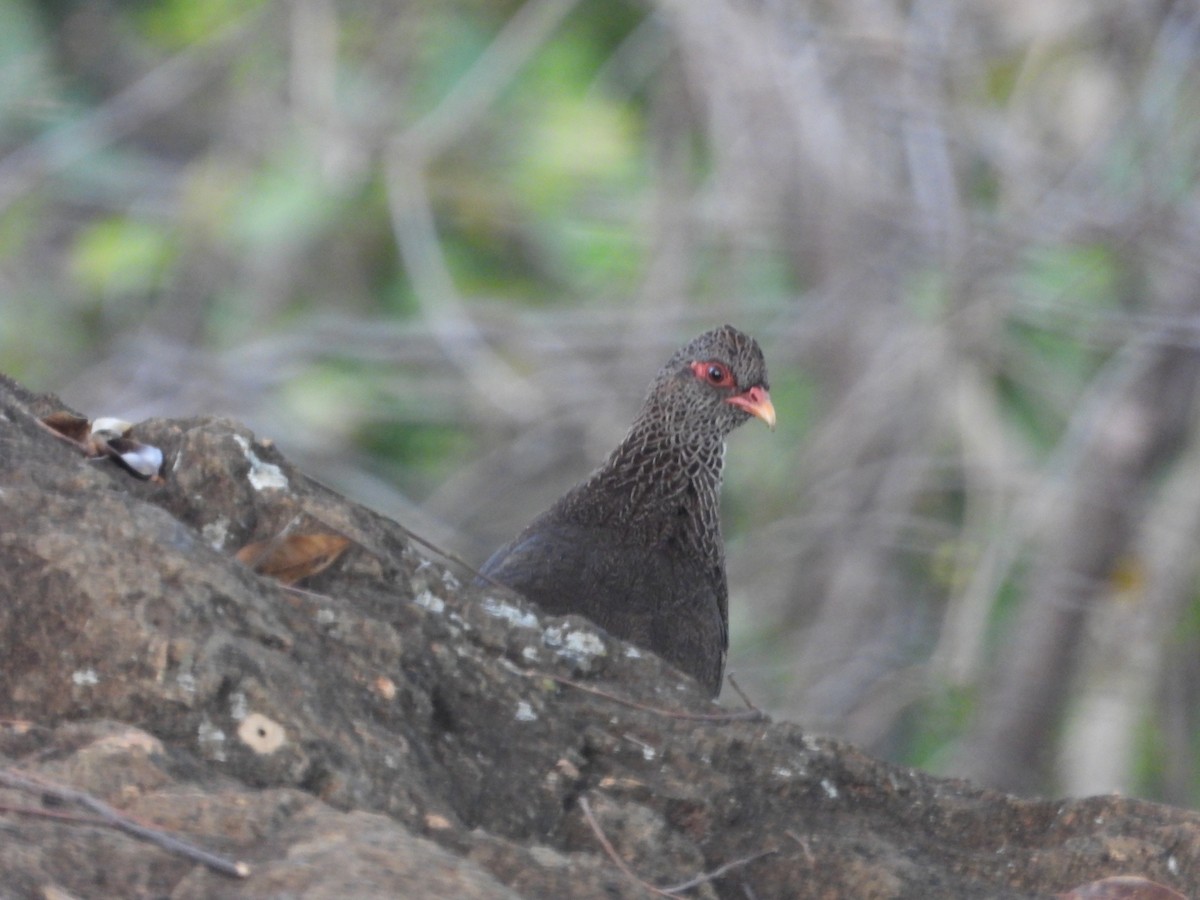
1 374 1197 899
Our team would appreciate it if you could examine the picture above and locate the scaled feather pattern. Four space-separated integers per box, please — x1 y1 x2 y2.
478 325 774 696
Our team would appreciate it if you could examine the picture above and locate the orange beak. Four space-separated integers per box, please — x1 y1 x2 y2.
726 385 776 430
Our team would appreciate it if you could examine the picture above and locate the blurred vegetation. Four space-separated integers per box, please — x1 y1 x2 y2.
5 0 1200 807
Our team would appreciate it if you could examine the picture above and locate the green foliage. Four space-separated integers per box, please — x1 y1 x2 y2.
1131 709 1168 800
982 55 1022 107
0 0 51 127
228 149 342 250
278 361 471 494
138 0 268 48
1180 586 1200 642
497 25 648 293
995 242 1120 453
69 215 177 299
725 369 818 520
359 417 472 494
903 684 977 771
907 268 949 322
408 8 495 116
1020 243 1121 312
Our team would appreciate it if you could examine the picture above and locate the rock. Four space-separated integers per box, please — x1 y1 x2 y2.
0 373 1197 899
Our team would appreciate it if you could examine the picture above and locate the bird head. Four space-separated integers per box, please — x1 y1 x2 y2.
648 325 775 441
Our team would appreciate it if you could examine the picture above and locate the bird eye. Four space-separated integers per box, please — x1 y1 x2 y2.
691 360 733 387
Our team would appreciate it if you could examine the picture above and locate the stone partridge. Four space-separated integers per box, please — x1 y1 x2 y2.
479 325 774 695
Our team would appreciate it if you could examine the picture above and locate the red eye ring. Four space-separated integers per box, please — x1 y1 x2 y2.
691 360 734 388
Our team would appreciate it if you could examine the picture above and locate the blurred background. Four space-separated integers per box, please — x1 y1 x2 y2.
4 0 1200 805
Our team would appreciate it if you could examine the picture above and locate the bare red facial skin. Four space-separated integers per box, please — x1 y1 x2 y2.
690 360 735 389
690 360 775 428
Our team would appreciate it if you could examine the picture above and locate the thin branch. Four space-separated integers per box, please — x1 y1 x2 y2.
392 519 505 588
395 0 580 159
383 155 544 424
725 673 762 714
579 795 680 898
382 0 582 426
786 830 816 865
580 796 773 897
0 8 269 214
0 802 112 826
660 849 775 894
529 671 766 722
0 768 249 879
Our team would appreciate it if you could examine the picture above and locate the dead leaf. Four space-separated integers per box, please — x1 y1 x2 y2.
235 533 351 585
40 412 165 480
40 411 91 444
1058 875 1188 899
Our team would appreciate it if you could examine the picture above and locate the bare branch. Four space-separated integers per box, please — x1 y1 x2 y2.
580 795 772 897
0 768 249 879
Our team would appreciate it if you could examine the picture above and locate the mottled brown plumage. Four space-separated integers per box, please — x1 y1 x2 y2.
478 325 774 695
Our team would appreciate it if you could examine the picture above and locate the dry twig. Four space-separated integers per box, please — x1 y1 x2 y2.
725 673 762 714
786 829 816 865
0 767 250 879
579 795 773 897
393 519 505 588
660 849 777 895
580 795 675 897
0 8 268 214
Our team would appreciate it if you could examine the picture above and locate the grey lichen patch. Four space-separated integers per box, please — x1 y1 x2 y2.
542 624 607 670
71 668 99 686
515 701 538 722
229 691 249 721
233 434 288 491
413 590 445 614
201 519 230 550
197 717 227 762
481 596 539 630
521 646 542 662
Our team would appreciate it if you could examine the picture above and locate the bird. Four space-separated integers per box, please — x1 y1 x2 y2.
478 325 775 695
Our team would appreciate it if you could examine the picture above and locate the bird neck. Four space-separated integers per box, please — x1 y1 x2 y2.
575 418 727 563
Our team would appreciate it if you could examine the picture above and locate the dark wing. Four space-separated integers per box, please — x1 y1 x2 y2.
478 523 603 615
478 520 654 644
646 555 726 695
477 518 726 694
